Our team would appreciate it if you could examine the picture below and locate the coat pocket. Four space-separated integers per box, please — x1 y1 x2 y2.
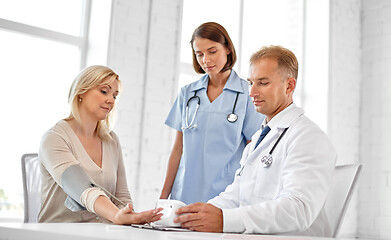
253 156 283 199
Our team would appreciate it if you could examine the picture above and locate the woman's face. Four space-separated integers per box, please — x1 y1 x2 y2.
192 37 230 76
79 80 119 121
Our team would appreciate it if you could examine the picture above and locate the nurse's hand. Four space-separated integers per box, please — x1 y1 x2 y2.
113 204 163 225
174 202 223 232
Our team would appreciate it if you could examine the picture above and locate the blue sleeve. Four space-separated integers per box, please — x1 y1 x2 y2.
242 94 264 141
165 88 185 132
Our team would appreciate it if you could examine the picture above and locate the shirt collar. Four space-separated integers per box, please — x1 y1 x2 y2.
189 70 244 93
190 74 209 92
261 103 304 130
223 70 244 93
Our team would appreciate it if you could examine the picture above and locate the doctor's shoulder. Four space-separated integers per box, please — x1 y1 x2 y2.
288 114 334 147
287 113 337 167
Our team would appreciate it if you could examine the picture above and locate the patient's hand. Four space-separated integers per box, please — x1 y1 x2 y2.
113 204 163 225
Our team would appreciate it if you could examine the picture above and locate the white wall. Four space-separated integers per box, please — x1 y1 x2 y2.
329 0 361 237
329 0 391 238
359 0 391 238
107 0 182 211
105 0 391 238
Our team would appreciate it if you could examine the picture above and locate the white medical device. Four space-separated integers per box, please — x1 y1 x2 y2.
152 199 186 227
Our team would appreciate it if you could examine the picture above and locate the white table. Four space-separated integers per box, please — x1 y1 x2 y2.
0 222 352 240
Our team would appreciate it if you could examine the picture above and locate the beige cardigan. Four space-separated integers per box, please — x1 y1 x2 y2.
38 120 132 223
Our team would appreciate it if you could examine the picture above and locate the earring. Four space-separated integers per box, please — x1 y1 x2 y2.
79 97 82 102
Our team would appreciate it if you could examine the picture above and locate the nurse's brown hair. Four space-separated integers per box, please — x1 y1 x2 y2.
190 22 237 74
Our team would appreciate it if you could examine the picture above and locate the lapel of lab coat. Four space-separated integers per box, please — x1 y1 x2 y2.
245 104 305 164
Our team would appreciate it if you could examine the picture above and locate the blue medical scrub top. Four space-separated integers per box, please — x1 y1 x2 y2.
165 70 264 204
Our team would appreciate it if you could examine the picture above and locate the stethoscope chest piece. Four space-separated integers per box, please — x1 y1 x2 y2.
261 155 273 168
259 127 289 168
227 113 238 123
227 92 240 123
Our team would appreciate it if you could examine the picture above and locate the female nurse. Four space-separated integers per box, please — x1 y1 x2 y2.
160 22 264 204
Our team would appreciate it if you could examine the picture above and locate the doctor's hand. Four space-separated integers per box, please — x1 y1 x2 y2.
113 204 163 225
174 202 223 232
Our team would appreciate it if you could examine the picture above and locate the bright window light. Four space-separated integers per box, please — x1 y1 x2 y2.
0 0 83 36
0 0 93 221
178 0 329 132
0 30 80 221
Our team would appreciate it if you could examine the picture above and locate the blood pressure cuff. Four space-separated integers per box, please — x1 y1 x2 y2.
61 164 94 212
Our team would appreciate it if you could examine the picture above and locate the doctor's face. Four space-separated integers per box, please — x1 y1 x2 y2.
248 58 294 122
192 37 230 76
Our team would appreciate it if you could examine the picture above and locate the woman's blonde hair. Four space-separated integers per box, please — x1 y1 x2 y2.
66 65 121 140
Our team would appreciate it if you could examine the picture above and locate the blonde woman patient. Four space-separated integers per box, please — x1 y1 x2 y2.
38 65 162 224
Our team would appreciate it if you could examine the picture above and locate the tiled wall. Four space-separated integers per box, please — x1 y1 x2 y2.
329 0 361 237
107 0 183 210
360 0 391 238
330 0 391 238
107 0 391 238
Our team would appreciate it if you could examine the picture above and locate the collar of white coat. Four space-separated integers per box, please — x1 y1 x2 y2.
250 103 304 152
262 103 304 129
189 69 244 94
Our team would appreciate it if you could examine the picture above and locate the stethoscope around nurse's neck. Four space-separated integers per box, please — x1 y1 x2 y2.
181 90 240 130
236 127 289 176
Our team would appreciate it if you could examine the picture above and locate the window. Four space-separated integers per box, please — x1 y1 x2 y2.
179 0 304 105
0 0 111 221
179 0 241 88
179 0 329 131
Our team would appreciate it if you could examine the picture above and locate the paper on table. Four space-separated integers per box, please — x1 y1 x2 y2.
131 224 191 232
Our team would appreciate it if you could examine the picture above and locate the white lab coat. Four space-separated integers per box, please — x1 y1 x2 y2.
208 104 337 236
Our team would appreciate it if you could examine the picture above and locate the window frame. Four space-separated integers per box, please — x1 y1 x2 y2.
0 0 92 222
0 0 92 70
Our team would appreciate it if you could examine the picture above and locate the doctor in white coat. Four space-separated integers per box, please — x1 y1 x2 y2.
174 45 337 236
